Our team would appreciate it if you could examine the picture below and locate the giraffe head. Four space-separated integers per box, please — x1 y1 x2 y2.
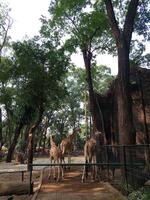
68 127 81 140
73 127 81 133
95 131 104 145
50 134 56 144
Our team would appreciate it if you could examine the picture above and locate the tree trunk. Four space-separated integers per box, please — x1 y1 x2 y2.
42 127 47 150
117 42 136 184
27 105 44 171
117 43 136 145
5 104 14 147
84 91 89 137
20 125 30 153
6 106 32 162
0 108 3 150
82 51 103 133
137 73 149 143
137 72 150 164
105 0 139 184
6 122 24 162
104 0 139 145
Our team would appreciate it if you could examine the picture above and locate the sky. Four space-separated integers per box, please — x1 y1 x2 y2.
6 0 118 74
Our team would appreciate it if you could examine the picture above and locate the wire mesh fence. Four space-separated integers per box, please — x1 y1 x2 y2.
98 144 150 194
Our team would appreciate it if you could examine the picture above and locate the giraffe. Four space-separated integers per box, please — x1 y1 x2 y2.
81 131 104 182
48 134 64 181
60 127 81 167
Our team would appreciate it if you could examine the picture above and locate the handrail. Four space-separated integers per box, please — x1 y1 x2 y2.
30 162 145 167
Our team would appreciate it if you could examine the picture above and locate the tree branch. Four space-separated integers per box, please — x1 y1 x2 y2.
0 16 13 55
123 0 139 47
104 0 121 45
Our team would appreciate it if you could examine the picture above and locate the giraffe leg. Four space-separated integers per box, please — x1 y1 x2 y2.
81 157 88 183
67 152 71 169
62 155 66 170
57 161 60 182
61 164 64 180
81 165 86 182
53 160 56 180
48 157 52 180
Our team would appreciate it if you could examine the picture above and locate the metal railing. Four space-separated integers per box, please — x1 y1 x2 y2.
28 144 150 195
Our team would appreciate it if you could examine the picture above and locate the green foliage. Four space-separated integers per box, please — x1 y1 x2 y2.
130 39 150 67
0 35 70 148
107 0 150 66
135 0 150 41
128 187 150 200
41 0 113 56
92 64 114 94
0 1 12 54
49 68 85 133
11 38 69 112
0 57 12 83
49 0 90 20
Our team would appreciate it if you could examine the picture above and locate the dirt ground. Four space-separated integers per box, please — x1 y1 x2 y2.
0 157 127 200
35 167 127 200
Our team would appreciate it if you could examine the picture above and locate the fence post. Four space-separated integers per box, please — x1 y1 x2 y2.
123 145 129 193
106 145 109 180
29 163 33 195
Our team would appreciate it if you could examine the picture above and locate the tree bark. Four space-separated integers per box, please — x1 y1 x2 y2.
82 50 103 133
0 108 3 150
6 121 24 162
6 106 33 162
84 91 89 136
20 125 30 153
27 105 44 171
137 72 150 164
5 105 14 147
117 43 135 144
42 125 48 150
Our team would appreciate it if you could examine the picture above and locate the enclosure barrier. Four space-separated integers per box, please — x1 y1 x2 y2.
28 144 150 195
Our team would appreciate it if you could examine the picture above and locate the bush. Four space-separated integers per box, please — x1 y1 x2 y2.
128 187 150 200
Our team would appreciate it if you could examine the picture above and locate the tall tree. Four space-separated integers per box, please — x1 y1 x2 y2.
0 1 12 58
41 0 112 133
104 0 149 144
0 1 12 150
0 108 2 149
6 38 69 162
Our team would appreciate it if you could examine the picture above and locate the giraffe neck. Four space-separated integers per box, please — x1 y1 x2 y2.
50 135 56 147
69 129 78 141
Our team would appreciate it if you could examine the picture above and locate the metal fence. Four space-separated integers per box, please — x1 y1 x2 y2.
98 144 150 194
28 144 150 195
